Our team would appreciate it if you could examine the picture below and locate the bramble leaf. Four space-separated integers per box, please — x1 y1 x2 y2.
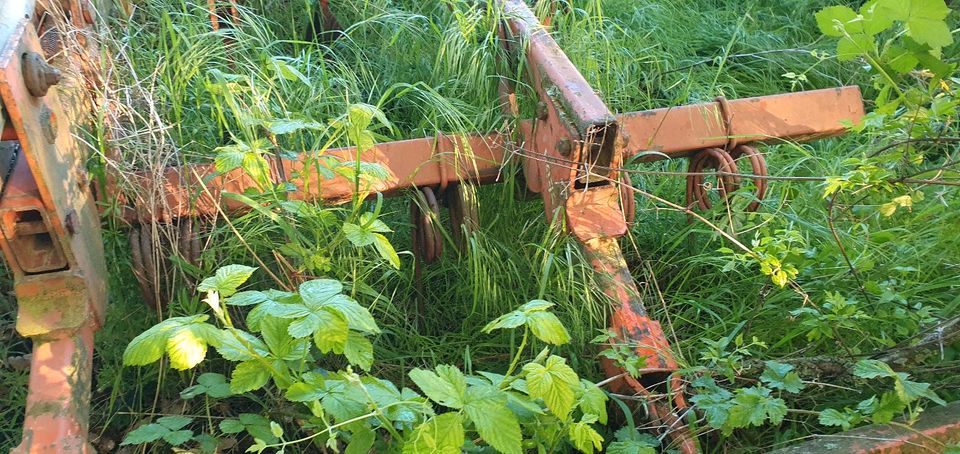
464 388 522 454
166 324 213 370
300 279 343 305
578 379 608 424
373 233 401 269
526 311 571 345
343 332 374 371
313 309 350 353
524 355 580 420
853 359 896 379
402 412 464 454
483 300 570 345
760 361 804 394
198 265 257 297
409 365 466 409
568 415 604 454
162 430 194 446
876 0 953 49
121 424 169 446
819 408 857 430
231 360 271 393
215 329 269 361
723 387 787 435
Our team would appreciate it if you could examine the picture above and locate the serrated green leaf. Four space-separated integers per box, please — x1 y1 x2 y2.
122 316 209 367
166 325 210 370
578 380 608 424
219 419 245 434
881 45 920 73
121 424 169 446
482 310 527 332
321 295 380 333
287 313 321 338
260 317 308 360
215 149 245 174
343 222 376 247
877 0 953 48
286 382 324 402
464 390 521 454
483 300 560 334
343 332 374 371
871 392 907 423
409 365 466 409
231 361 271 393
239 413 281 444
819 408 855 430
300 279 343 306
227 291 270 306
760 361 804 394
526 311 571 345
568 419 604 454
837 33 876 61
815 6 857 37
157 415 193 431
268 118 323 135
260 300 311 319
215 329 269 361
853 359 896 379
313 309 349 353
723 387 787 435
162 429 194 446
123 321 178 366
345 425 376 454
180 384 206 400
198 265 257 297
899 378 946 405
373 233 401 269
524 355 579 420
402 412 464 454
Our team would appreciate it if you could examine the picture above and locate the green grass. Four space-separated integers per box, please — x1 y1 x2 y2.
1 0 958 452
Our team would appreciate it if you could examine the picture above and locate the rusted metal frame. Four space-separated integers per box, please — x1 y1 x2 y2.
501 0 619 194
770 401 960 454
115 86 864 222
1 15 106 454
116 133 509 223
619 86 864 159
497 0 699 450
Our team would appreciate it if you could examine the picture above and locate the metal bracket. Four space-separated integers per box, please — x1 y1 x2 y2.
1 13 106 454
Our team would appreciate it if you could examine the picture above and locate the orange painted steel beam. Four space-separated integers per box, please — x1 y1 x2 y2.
499 0 697 450
619 87 865 159
770 401 960 454
1 15 107 454
11 324 96 454
116 133 510 223
117 87 864 225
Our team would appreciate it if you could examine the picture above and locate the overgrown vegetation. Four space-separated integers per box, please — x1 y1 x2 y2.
1 0 958 452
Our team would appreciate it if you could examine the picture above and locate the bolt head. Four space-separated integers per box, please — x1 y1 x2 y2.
22 52 61 97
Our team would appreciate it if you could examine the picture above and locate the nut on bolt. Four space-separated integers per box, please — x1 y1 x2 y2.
557 139 572 156
22 52 62 97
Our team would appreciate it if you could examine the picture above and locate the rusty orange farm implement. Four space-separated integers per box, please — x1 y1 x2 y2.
2 0 958 452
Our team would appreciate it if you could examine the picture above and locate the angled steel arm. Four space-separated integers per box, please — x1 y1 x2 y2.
1 6 106 453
